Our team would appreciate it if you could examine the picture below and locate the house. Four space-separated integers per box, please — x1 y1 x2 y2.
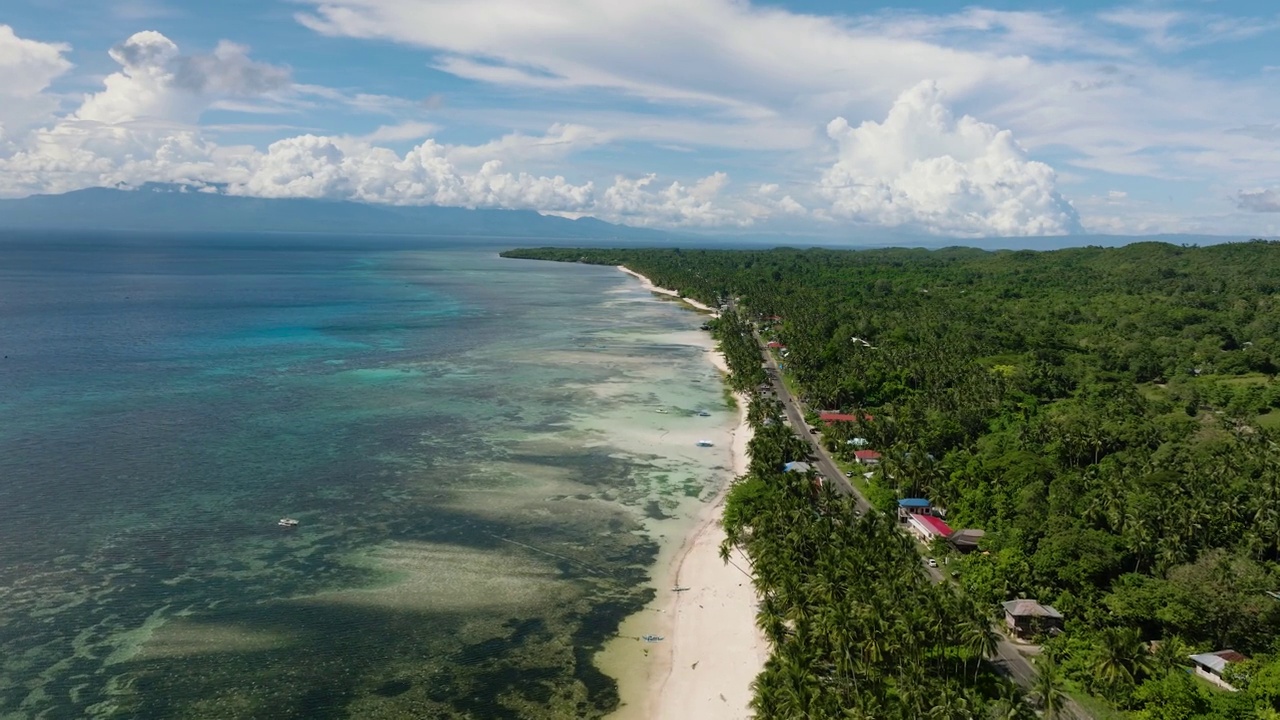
1001 599 1064 640
948 529 986 553
766 341 785 349
854 450 882 465
783 461 812 473
819 412 874 424
907 513 952 542
897 498 931 522
1189 650 1247 691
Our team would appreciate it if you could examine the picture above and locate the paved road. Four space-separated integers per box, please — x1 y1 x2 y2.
754 329 870 513
748 322 1085 719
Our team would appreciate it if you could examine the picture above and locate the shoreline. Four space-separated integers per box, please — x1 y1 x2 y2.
598 266 765 720
618 266 720 316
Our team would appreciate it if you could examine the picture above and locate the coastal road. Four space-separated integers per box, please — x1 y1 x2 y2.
752 327 870 514
747 322 1087 719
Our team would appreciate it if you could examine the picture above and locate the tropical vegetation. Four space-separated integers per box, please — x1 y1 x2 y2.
505 241 1280 718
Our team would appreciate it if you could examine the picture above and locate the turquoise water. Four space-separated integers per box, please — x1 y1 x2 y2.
0 234 734 719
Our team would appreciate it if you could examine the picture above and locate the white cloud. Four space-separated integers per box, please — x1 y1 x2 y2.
444 123 609 167
818 81 1079 237
357 121 439 144
0 25 74 142
74 32 289 125
1238 189 1280 213
290 0 1280 222
0 28 749 228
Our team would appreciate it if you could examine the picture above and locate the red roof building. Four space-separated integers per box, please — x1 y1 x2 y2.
908 513 953 540
766 341 785 349
853 450 881 464
819 412 874 423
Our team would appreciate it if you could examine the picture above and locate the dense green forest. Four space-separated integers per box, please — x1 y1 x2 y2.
504 242 1280 719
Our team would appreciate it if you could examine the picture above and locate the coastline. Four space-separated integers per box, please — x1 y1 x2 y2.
598 266 766 720
618 266 720 315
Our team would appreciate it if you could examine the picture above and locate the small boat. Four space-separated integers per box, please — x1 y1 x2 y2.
655 408 668 414
642 635 665 643
697 410 711 417
672 586 690 592
278 518 299 528
696 440 714 447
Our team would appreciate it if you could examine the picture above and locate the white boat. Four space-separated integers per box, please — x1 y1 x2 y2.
697 410 711 417
278 518 299 528
696 440 714 447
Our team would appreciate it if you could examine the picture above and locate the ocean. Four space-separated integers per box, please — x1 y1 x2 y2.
0 233 736 719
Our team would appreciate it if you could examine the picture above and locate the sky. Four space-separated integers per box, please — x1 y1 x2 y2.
1 0 1278 238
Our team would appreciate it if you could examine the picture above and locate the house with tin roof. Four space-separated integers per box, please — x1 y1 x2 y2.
1001 599 1064 640
1189 650 1247 691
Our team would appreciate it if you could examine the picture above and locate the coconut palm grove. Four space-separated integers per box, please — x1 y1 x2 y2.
506 242 1280 719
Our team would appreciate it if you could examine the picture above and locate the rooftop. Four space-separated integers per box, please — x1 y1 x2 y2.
910 513 953 537
1190 650 1247 674
820 411 874 423
897 498 931 508
1001 599 1063 619
854 450 882 460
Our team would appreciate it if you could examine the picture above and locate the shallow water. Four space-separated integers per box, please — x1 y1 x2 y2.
0 233 734 719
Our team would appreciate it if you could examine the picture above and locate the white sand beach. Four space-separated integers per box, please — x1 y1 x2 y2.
618 266 720 316
599 270 767 720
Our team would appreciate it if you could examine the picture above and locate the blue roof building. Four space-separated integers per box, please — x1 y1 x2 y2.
897 498 931 509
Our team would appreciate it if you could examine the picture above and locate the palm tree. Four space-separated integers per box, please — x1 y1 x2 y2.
962 614 1001 682
1150 636 1192 675
1032 656 1069 720
1091 626 1151 698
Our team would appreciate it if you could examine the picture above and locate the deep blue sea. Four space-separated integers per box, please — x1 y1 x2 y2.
0 232 736 719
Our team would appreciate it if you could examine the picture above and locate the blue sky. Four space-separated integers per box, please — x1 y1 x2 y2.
1 0 1278 237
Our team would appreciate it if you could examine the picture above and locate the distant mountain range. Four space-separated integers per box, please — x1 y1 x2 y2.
0 185 675 241
0 185 1264 250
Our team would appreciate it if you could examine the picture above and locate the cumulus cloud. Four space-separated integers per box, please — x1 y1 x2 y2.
0 29 291 197
1238 189 1280 213
0 27 750 228
0 25 74 142
818 81 1080 236
75 31 289 125
230 135 747 226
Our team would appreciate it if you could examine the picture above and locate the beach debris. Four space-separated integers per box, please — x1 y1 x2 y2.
642 635 665 643
692 661 699 669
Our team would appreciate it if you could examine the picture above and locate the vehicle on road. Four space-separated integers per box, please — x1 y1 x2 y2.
926 558 938 568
